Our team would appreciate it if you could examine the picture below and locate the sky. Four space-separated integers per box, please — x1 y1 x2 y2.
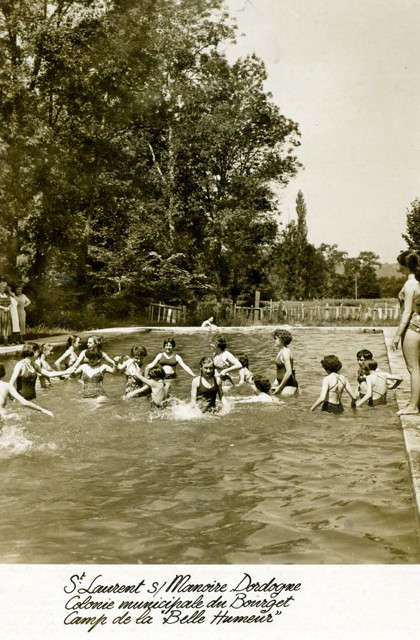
224 0 420 263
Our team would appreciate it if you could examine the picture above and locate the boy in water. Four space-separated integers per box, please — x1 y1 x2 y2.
356 349 373 398
356 361 403 407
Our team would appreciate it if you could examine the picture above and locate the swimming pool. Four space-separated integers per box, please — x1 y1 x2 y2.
0 328 418 563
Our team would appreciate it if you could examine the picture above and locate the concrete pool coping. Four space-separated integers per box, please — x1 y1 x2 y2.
1 324 420 536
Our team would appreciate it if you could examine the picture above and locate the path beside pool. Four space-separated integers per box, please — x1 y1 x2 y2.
1 325 420 535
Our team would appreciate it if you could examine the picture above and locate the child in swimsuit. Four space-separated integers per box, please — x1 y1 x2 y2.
0 363 53 418
236 354 254 387
129 365 171 408
65 346 116 400
310 355 358 413
145 337 195 380
212 335 241 385
117 345 150 400
356 360 403 407
271 329 298 396
355 349 373 397
243 374 281 403
55 335 82 369
36 343 55 388
191 356 225 413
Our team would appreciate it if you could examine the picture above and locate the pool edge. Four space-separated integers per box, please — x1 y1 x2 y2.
383 328 420 538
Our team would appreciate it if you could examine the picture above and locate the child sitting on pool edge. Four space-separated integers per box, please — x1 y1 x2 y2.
310 355 358 413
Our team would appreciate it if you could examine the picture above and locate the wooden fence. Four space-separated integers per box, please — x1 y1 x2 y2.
148 299 400 325
148 302 187 324
234 300 400 323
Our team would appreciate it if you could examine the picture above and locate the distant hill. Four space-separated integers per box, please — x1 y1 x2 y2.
376 263 401 278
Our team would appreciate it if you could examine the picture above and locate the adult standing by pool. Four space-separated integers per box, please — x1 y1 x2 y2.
392 249 420 415
0 281 11 345
15 284 31 341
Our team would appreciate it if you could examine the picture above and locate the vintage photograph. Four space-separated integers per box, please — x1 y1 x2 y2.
0 0 419 635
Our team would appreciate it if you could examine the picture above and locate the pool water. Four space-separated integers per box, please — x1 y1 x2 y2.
0 328 418 564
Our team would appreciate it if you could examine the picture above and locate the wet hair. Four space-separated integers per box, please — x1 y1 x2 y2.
21 345 36 359
253 374 271 394
199 356 215 372
356 349 373 360
85 346 103 362
66 335 80 348
321 355 342 373
0 364 5 378
364 360 378 373
397 249 420 273
148 365 166 380
273 329 293 346
131 345 147 358
238 354 249 368
163 337 176 348
21 343 40 359
40 343 53 354
214 335 227 351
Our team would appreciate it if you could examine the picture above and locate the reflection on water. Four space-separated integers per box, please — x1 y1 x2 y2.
0 328 419 564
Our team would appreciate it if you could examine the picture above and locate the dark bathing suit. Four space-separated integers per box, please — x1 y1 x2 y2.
196 376 218 412
276 354 298 388
159 353 178 379
321 374 344 414
17 362 37 400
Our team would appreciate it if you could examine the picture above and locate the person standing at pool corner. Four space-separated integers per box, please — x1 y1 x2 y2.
15 284 31 340
392 249 420 416
270 329 298 396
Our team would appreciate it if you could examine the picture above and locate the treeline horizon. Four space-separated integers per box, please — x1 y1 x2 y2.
0 1 410 328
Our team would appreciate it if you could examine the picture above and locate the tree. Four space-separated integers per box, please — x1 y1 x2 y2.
403 197 420 252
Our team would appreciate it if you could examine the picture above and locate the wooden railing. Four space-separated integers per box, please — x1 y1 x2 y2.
234 300 400 323
148 303 187 324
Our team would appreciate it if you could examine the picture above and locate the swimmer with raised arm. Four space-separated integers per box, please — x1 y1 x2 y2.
63 346 116 401
69 335 115 371
117 345 150 400
145 337 195 380
0 364 53 418
128 365 171 408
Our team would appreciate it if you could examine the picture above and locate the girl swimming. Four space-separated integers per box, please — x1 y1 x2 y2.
69 335 115 371
356 361 403 408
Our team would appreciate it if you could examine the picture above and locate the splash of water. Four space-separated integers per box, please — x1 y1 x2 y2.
0 424 34 457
